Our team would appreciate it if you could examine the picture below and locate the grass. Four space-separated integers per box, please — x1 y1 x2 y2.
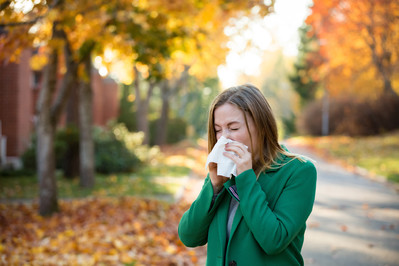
0 164 190 201
287 131 399 183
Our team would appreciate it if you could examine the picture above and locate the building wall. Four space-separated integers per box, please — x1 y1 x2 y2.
0 50 33 157
16 51 34 156
92 72 119 126
0 52 119 159
0 60 19 157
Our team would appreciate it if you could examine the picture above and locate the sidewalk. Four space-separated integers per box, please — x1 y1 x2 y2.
287 143 399 266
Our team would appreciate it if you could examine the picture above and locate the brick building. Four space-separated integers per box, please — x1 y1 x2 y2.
0 50 119 168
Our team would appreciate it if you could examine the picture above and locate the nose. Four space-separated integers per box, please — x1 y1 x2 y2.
222 129 231 139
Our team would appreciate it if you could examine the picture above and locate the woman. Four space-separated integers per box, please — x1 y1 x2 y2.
178 84 317 265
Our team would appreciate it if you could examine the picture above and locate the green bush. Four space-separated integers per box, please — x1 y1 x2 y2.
94 124 141 174
281 113 297 138
166 117 188 144
21 127 77 172
20 124 143 175
21 142 36 172
94 135 140 174
0 168 35 177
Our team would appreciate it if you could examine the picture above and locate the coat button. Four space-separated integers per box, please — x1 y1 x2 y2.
228 261 237 266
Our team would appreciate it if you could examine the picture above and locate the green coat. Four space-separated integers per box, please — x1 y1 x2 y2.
178 153 317 266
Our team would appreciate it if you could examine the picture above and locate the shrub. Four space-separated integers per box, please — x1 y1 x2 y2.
21 127 77 172
94 134 140 174
93 124 142 173
166 117 188 144
281 113 297 138
20 124 145 174
299 94 399 136
21 141 36 172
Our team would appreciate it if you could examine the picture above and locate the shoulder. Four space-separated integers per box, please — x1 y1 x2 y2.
269 153 317 181
269 151 314 170
283 156 317 189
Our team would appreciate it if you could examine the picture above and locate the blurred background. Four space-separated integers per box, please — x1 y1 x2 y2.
0 0 398 265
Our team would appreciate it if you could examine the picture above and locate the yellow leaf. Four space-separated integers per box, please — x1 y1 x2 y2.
156 220 164 228
109 248 118 255
64 229 75 237
35 229 44 239
47 9 59 21
75 14 83 23
120 252 134 263
93 251 102 262
133 221 142 232
32 246 44 254
165 244 176 254
113 239 124 250
29 54 48 71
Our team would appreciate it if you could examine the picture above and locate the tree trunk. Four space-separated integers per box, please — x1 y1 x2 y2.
36 49 59 216
134 66 155 145
135 87 150 145
79 53 95 188
154 66 190 145
34 24 81 215
155 82 170 146
63 80 80 179
364 5 397 97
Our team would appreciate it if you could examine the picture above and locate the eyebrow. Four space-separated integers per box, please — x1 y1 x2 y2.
214 121 241 127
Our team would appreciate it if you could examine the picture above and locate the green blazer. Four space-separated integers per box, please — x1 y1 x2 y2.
178 153 317 266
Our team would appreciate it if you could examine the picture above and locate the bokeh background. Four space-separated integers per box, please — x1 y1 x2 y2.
0 0 398 265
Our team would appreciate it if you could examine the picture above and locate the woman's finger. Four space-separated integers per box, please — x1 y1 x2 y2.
225 143 248 158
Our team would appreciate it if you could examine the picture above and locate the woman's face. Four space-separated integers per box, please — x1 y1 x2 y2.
214 103 258 153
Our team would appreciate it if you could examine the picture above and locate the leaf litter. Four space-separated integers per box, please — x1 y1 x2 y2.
0 197 201 265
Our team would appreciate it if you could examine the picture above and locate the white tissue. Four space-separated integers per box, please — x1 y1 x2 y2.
205 136 237 178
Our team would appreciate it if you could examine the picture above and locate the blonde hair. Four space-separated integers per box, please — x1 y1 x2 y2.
207 84 299 176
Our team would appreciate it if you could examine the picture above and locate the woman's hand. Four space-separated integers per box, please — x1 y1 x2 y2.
208 162 229 194
224 141 252 175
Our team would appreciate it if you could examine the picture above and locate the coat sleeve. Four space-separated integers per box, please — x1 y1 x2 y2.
178 175 226 247
235 160 317 255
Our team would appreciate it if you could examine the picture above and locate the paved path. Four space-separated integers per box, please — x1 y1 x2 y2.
286 144 399 266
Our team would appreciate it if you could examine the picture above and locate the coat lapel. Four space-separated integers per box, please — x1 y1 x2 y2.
229 204 243 241
224 179 244 244
217 195 229 252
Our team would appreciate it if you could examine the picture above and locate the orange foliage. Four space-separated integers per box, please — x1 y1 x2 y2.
306 0 399 98
0 0 274 83
0 198 201 265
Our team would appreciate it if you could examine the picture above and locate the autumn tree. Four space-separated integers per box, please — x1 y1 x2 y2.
1 0 116 214
0 0 275 215
306 0 399 98
148 1 277 146
289 24 320 108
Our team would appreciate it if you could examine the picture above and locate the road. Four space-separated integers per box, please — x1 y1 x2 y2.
287 144 399 266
